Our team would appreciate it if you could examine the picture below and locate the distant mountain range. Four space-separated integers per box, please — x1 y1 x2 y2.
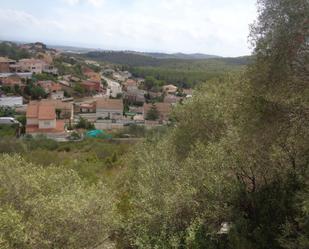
80 50 251 67
0 40 251 68
48 44 221 60
131 52 221 60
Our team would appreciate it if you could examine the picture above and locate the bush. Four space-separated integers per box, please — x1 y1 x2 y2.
0 155 115 249
75 117 95 130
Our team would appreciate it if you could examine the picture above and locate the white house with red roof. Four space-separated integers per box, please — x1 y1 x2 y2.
26 101 65 134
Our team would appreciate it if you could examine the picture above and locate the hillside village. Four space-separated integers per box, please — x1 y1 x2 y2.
0 42 193 140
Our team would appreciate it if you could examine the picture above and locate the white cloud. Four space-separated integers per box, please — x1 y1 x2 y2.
0 0 257 56
63 0 80 5
62 0 105 7
87 0 105 7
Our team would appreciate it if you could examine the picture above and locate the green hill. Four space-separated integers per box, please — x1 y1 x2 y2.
82 51 252 87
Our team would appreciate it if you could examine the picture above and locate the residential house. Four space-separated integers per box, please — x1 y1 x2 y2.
0 57 16 73
162 84 178 94
96 98 123 120
40 99 73 124
124 89 146 104
26 101 65 134
43 64 58 75
75 101 96 113
18 59 46 74
123 79 138 91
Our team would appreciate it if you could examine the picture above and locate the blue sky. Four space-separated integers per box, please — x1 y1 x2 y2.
0 0 257 56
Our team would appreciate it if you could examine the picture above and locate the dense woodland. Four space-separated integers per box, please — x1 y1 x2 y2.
84 51 250 87
0 0 308 249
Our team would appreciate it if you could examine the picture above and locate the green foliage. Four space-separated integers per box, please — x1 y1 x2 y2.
73 83 85 95
113 1 309 248
75 117 95 130
0 1 308 248
0 125 16 137
68 131 81 140
32 73 57 82
125 124 146 137
143 76 164 91
131 58 247 88
54 56 85 77
0 136 130 183
0 206 26 249
0 42 30 60
0 84 22 95
278 170 309 249
101 78 108 87
0 107 15 117
24 83 47 99
83 51 249 87
145 103 160 120
0 155 115 249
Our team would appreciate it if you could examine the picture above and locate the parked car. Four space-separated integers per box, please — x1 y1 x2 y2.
0 117 20 125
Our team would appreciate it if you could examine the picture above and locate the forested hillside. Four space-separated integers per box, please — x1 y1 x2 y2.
130 57 250 87
0 0 308 249
83 50 251 87
142 52 220 59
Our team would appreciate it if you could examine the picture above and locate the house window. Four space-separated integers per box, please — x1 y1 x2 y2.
44 121 50 126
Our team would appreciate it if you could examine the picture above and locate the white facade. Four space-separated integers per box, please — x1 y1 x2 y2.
27 118 38 125
96 108 123 120
39 119 56 129
18 59 46 74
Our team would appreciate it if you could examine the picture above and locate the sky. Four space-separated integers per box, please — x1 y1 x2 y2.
0 0 257 57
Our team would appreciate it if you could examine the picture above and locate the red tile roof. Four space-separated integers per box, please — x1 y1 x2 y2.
38 104 56 120
96 98 123 110
26 101 56 120
26 102 39 118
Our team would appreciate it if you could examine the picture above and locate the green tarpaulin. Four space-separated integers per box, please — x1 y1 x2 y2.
86 130 112 139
